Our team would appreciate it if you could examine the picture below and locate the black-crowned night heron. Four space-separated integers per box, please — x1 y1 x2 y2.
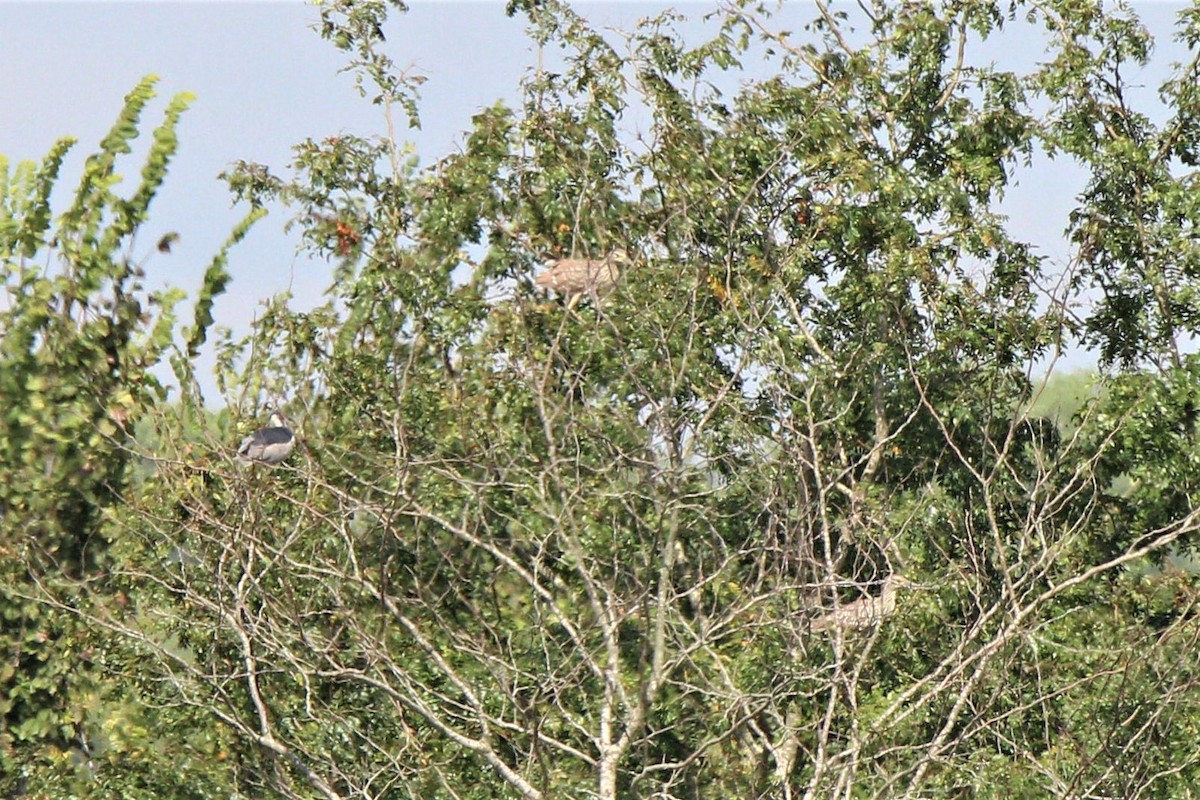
534 249 628 301
237 411 295 465
810 574 914 633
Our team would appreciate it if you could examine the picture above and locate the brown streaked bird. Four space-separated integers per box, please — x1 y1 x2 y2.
534 249 628 300
810 574 914 633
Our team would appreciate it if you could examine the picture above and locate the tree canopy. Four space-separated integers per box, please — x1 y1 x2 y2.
6 1 1200 797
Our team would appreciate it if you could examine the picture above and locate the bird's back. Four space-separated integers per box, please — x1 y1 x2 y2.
238 422 295 464
535 252 623 295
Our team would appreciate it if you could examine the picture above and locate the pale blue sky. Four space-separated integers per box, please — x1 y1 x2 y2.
1 1 717 395
2 2 534 337
1 1 1194 393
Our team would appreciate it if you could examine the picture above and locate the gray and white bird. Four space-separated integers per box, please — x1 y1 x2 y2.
237 411 295 465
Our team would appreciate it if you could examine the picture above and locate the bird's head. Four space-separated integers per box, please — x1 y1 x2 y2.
268 410 292 430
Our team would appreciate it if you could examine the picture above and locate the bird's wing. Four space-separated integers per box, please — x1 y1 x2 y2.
256 427 294 445
237 433 259 457
238 426 292 459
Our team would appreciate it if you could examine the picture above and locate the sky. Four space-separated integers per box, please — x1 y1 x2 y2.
0 1 1195 399
1 2 536 357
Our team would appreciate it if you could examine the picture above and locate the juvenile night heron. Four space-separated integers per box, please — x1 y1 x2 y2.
237 411 295 465
810 574 914 633
534 249 628 301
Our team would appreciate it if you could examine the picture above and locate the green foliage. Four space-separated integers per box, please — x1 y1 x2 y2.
13 2 1200 798
0 75 254 797
187 205 268 358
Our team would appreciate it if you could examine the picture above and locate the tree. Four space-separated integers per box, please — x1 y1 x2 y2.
0 75 259 797
12 1 1200 797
